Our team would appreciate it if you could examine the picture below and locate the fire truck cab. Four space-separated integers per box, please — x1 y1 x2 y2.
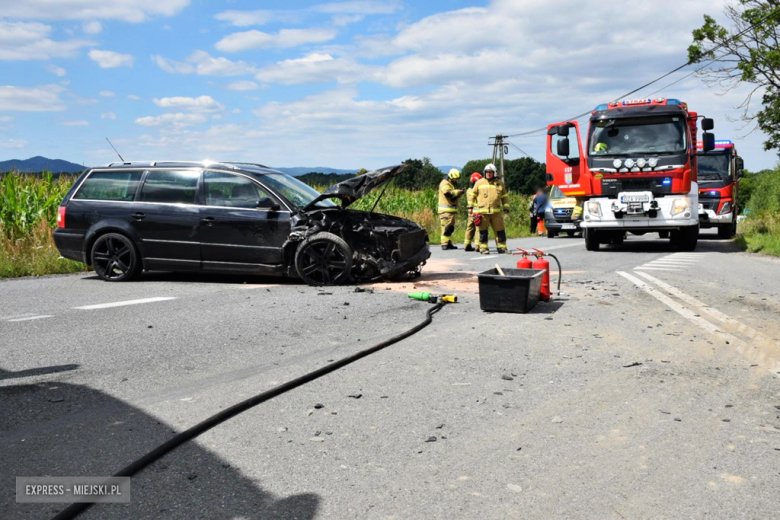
546 97 715 251
696 139 744 239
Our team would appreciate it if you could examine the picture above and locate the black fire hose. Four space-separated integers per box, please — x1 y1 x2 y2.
547 253 562 295
52 301 447 520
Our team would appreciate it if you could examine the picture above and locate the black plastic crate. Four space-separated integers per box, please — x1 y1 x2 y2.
477 268 544 313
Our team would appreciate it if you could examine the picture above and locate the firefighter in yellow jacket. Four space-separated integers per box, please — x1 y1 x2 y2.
438 169 465 250
469 163 510 254
463 172 482 252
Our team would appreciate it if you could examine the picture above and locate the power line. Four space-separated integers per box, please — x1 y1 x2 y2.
503 6 780 138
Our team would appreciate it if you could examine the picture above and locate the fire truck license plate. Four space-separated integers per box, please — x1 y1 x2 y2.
621 195 649 203
562 224 576 230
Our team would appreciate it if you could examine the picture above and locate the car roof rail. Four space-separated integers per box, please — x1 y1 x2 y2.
224 162 272 169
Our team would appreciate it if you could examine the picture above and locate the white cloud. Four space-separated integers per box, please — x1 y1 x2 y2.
153 95 224 112
256 53 369 85
63 120 90 126
101 111 117 119
127 94 141 100
0 116 12 122
214 10 300 27
332 14 364 26
135 112 207 127
99 90 115 97
0 138 27 149
313 1 401 14
83 21 102 34
0 21 93 60
215 28 337 53
46 64 67 76
231 108 241 114
1 0 190 22
225 80 259 91
89 49 134 68
0 84 66 111
153 51 255 76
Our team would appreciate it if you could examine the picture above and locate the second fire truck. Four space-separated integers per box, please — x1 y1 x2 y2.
697 139 744 238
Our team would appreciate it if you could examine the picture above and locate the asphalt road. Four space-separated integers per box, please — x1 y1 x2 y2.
3 228 780 519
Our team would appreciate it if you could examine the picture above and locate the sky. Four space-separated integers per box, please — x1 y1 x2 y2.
0 0 778 171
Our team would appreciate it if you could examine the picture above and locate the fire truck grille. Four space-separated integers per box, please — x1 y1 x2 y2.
700 199 719 211
601 177 673 197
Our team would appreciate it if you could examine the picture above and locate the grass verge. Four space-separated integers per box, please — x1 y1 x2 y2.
0 221 91 279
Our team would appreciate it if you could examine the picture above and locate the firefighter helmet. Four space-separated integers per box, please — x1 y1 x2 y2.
447 168 460 180
483 163 496 174
470 172 482 183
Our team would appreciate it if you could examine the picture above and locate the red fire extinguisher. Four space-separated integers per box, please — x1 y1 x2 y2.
514 249 533 269
531 248 551 301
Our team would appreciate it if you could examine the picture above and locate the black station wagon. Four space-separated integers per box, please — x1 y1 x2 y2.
53 161 430 286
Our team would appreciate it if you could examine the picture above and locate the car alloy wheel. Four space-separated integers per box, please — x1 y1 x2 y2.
294 232 353 286
92 233 140 282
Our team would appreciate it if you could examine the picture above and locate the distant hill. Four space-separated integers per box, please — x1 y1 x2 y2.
0 156 84 173
277 167 359 177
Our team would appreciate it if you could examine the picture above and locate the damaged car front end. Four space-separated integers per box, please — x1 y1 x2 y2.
278 164 431 286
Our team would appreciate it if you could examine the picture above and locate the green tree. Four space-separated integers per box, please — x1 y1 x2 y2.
461 157 546 195
395 157 444 190
688 1 780 151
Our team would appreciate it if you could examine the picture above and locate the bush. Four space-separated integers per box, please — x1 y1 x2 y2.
737 165 780 257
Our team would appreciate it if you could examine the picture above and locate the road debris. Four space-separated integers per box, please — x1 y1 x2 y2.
425 436 437 442
347 393 362 399
501 374 514 381
314 403 324 409
623 362 643 368
48 397 64 403
507 484 523 493
551 416 563 423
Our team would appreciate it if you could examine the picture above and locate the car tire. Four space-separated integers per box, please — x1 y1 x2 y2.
547 229 557 239
91 233 141 282
295 232 353 286
611 235 624 246
584 228 600 251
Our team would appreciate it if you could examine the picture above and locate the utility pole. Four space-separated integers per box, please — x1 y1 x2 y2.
489 135 509 183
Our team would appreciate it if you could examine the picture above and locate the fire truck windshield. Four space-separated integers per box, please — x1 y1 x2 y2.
697 153 731 183
589 116 687 156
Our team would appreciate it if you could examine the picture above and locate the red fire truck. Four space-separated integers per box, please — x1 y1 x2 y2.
696 139 744 238
546 98 715 251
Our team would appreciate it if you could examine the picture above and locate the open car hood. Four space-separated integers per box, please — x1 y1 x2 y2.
303 164 406 210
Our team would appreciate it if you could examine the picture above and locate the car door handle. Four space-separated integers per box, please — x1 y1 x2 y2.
132 212 146 220
201 217 215 225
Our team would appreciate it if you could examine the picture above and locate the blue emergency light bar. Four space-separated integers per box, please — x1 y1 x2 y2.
662 178 672 185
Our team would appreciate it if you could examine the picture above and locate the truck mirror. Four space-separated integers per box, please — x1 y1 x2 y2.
737 170 744 179
736 156 745 172
701 118 714 131
557 137 570 157
557 124 570 137
701 132 715 152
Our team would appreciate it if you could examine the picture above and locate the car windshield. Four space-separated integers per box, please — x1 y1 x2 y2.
550 186 565 199
589 116 687 155
697 153 731 182
259 173 336 208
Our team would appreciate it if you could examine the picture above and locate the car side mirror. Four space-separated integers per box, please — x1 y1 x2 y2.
256 197 280 211
737 170 744 179
736 156 744 173
701 118 714 131
701 132 715 152
557 124 570 137
557 137 570 158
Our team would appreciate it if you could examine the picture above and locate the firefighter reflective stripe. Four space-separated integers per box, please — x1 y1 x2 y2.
466 187 474 209
440 213 456 245
438 179 463 214
477 213 506 251
470 178 508 214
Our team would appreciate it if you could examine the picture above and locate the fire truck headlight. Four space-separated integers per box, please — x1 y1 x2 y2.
648 158 658 168
719 201 732 215
671 198 689 215
612 159 622 168
587 201 602 217
636 158 647 168
624 158 635 168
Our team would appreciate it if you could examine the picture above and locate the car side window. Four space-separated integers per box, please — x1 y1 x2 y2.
140 170 200 204
73 171 143 201
204 171 274 209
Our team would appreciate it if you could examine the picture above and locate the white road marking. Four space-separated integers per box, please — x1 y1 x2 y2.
75 297 177 310
618 271 780 373
7 315 54 322
635 271 780 356
526 242 584 252
470 255 499 260
633 267 684 271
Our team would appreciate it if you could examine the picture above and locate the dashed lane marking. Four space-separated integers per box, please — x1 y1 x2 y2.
75 297 177 310
632 267 684 271
634 252 705 272
6 315 54 322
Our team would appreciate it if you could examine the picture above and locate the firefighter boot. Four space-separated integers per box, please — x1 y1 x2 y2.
464 244 475 252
